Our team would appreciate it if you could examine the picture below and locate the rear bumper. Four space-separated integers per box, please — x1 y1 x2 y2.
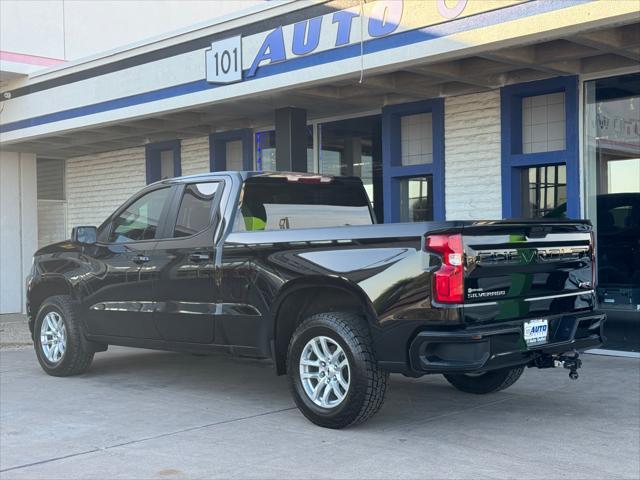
408 311 606 374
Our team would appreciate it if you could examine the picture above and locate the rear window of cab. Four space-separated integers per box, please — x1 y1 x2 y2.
233 176 374 232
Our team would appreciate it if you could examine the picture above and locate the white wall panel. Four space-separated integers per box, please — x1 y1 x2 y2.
0 152 37 314
0 153 22 313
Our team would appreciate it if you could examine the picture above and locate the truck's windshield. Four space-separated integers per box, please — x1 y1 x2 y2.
234 176 374 231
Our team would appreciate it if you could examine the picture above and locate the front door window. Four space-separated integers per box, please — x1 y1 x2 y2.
107 187 172 243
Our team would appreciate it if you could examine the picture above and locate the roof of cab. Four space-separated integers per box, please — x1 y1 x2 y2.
154 171 346 186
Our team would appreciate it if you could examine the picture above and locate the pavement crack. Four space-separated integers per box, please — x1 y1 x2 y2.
0 406 296 474
0 448 101 474
103 405 296 450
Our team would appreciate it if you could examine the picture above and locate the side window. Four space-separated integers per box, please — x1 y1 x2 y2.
108 187 172 243
173 182 220 237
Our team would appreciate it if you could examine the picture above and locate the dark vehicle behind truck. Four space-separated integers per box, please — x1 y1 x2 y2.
27 172 605 428
546 193 639 351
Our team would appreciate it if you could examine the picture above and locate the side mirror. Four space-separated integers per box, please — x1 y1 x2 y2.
71 226 97 244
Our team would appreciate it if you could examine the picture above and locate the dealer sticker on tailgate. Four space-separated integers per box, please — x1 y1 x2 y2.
524 319 549 346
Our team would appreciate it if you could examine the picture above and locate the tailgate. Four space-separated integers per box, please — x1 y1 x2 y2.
462 221 595 324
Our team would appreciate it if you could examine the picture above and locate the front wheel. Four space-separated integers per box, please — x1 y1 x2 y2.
443 366 525 394
34 295 95 376
287 312 388 429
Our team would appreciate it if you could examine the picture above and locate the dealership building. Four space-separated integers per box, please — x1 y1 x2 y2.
0 0 638 349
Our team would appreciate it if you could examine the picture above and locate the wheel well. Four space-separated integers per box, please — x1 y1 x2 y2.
29 279 72 320
273 286 373 375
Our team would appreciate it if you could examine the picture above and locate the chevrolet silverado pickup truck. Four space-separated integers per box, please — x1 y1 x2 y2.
27 171 605 428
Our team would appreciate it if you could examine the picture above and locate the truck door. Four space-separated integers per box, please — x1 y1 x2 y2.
84 186 174 339
148 180 224 344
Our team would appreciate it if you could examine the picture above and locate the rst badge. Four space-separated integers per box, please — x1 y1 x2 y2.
206 36 242 84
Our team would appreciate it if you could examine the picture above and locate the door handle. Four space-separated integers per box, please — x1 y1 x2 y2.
132 254 150 264
189 252 210 263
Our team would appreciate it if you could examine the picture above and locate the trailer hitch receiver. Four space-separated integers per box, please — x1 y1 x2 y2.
533 351 582 379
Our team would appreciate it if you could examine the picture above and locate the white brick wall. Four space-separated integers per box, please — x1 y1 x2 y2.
66 137 212 229
37 200 67 249
66 147 146 228
444 90 502 220
181 136 210 176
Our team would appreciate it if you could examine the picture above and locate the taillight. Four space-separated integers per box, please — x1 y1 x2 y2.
425 233 464 304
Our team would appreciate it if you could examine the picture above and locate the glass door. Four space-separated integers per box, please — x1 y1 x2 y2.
317 115 382 222
584 72 640 352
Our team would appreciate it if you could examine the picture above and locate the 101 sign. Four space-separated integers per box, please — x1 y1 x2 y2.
206 35 242 84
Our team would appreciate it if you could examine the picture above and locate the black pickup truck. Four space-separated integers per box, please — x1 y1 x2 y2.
27 172 605 428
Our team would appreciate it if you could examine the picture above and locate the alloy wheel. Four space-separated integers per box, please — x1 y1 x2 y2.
40 311 67 363
299 336 350 409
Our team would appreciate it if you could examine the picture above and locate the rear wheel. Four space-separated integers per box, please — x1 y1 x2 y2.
443 366 525 394
34 295 95 376
287 312 388 429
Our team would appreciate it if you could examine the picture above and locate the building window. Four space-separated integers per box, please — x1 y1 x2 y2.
401 113 433 165
522 92 566 153
210 129 253 172
36 158 67 248
501 76 579 218
399 175 433 222
522 164 567 217
225 140 244 171
255 127 314 172
382 98 445 222
145 140 181 184
255 130 277 172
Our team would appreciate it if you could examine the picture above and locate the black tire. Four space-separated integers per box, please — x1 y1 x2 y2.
34 295 95 376
443 366 525 394
287 312 388 429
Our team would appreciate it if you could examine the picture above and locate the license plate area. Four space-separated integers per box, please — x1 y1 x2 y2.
524 318 549 346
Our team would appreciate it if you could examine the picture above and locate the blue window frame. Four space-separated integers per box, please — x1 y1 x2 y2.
145 140 181 184
382 98 445 222
501 76 579 218
209 129 253 171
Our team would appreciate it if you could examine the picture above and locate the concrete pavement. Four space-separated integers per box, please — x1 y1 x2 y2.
0 315 31 349
1 345 639 479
